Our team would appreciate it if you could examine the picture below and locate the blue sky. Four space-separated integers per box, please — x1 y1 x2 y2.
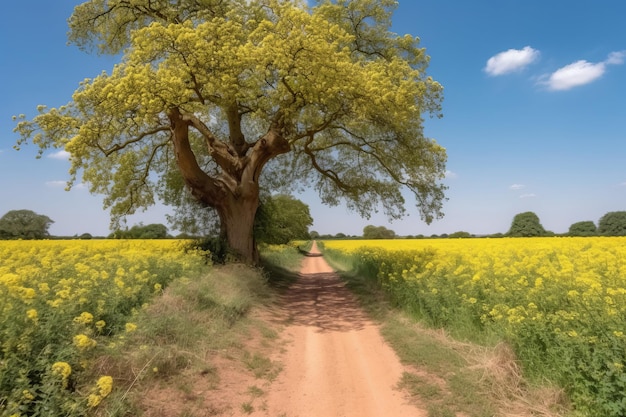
1 1 625 237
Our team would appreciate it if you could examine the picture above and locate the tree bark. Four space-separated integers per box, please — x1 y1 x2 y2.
168 107 290 264
217 192 260 264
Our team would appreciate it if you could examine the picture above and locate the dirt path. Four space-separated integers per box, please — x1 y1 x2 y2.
254 242 425 417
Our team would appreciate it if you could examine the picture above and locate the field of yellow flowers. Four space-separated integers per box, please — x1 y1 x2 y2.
322 237 626 417
0 240 208 417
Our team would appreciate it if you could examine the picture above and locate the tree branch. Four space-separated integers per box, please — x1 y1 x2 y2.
98 126 170 156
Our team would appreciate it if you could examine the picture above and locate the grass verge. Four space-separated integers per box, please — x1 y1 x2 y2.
88 258 299 417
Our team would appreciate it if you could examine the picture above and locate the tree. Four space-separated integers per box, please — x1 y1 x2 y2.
0 210 54 239
254 194 313 244
568 221 597 237
598 211 626 236
507 212 547 237
448 231 471 238
363 225 396 239
109 223 169 239
14 0 446 264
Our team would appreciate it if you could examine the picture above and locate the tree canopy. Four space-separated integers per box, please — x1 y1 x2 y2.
0 210 54 239
254 194 313 244
109 223 169 239
598 211 626 236
507 212 547 237
568 220 597 237
363 224 396 239
14 0 446 263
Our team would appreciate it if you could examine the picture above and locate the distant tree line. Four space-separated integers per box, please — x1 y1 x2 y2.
108 223 169 239
2 206 626 242
319 210 626 240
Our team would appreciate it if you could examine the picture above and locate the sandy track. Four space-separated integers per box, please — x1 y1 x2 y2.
256 243 425 417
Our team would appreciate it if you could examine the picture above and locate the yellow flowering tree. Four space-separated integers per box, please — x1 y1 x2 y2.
14 0 445 263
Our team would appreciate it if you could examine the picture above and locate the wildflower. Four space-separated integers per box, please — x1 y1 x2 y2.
125 322 138 333
73 334 97 350
21 389 35 402
95 320 106 331
87 394 102 407
51 361 72 388
96 376 113 397
73 311 94 325
26 309 38 322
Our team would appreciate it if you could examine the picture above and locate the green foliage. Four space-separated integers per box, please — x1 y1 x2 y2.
568 220 597 236
254 195 313 244
0 209 54 239
363 225 396 239
109 223 168 239
188 236 233 264
448 231 471 238
507 212 547 237
598 211 626 236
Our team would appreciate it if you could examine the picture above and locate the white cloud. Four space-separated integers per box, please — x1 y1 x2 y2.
444 170 458 179
45 180 86 190
47 150 70 160
519 193 537 199
509 184 525 190
606 51 626 65
45 180 67 187
541 51 626 91
485 46 540 76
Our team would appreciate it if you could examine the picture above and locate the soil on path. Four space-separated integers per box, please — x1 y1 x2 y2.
254 242 426 417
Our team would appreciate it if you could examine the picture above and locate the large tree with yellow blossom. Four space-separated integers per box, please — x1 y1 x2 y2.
14 0 446 263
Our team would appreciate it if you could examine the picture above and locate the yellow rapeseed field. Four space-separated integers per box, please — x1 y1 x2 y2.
322 237 626 416
0 239 207 417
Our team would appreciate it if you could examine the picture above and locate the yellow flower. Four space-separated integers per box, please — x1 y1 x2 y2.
26 309 38 322
73 334 97 350
95 320 106 331
73 311 94 325
51 361 72 388
97 375 114 397
21 389 35 402
87 394 102 407
125 322 138 333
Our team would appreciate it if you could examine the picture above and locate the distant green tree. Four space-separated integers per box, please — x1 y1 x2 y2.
568 221 597 236
309 231 320 240
507 212 547 237
109 223 168 239
598 211 626 236
0 209 54 239
363 225 396 239
448 231 471 238
79 233 93 240
254 195 313 244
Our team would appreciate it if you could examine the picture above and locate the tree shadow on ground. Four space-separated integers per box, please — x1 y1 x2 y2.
277 270 372 333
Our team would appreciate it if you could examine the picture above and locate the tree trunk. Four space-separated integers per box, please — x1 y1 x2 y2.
218 192 260 264
168 107 290 265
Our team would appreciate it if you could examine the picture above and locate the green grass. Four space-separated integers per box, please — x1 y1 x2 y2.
89 262 287 417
